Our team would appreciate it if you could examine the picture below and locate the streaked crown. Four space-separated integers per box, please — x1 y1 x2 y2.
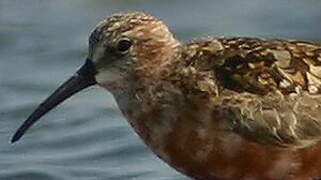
89 12 181 67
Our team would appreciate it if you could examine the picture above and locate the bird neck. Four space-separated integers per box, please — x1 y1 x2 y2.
131 43 182 84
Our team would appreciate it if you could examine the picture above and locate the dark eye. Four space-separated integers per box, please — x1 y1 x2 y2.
117 39 132 52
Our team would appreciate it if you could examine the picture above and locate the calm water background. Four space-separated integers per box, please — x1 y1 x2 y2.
1 0 321 179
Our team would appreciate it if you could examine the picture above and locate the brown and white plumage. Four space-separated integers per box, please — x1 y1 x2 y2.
12 12 321 180
180 38 321 148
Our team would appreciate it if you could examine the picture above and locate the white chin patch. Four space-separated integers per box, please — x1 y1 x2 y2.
95 70 125 91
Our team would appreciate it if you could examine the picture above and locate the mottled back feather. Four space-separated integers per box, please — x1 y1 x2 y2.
181 38 321 148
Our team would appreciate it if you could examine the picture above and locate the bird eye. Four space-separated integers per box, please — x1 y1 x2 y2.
117 39 132 52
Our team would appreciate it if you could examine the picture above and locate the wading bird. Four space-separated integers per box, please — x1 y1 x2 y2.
12 12 321 180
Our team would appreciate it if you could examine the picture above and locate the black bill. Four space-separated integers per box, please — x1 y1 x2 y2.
11 58 97 143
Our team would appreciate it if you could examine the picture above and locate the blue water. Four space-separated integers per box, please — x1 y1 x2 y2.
1 0 321 179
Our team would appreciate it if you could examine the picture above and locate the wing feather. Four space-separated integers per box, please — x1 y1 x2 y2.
187 38 321 148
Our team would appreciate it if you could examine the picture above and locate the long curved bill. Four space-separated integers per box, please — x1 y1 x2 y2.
11 58 97 143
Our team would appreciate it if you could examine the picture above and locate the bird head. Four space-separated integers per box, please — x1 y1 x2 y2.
90 12 180 90
11 12 180 142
